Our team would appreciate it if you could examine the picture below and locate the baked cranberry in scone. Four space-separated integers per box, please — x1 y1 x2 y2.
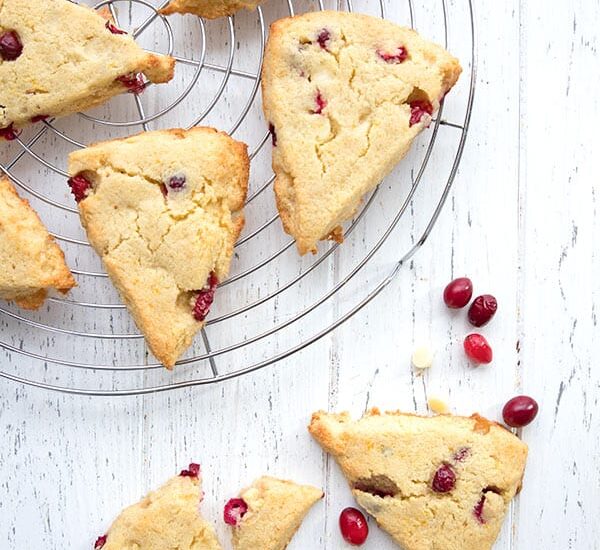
68 128 248 369
262 12 461 254
309 409 528 550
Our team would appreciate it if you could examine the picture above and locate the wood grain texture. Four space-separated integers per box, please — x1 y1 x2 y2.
0 0 598 549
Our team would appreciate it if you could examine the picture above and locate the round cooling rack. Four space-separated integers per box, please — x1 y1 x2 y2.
0 0 476 395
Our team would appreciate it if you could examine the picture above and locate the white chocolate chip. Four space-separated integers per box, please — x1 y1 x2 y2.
428 397 450 414
411 345 434 370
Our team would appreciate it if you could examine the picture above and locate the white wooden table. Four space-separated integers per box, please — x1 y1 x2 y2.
1 0 598 548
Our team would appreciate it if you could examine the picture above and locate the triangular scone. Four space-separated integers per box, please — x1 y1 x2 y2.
225 476 323 550
0 0 174 133
309 409 528 550
0 177 75 309
68 128 248 368
96 464 222 550
262 12 462 254
161 0 263 19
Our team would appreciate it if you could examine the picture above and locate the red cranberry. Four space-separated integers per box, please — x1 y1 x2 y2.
468 294 498 327
269 123 277 146
453 447 471 462
473 495 486 524
409 100 433 126
377 46 408 63
179 463 200 478
167 174 186 191
105 21 127 35
317 29 331 50
192 272 218 321
339 507 368 546
443 277 473 309
0 30 23 61
502 396 539 428
0 124 20 141
67 174 92 203
116 73 146 94
223 498 248 526
312 91 327 114
94 535 107 549
431 463 456 493
463 334 493 364
31 115 49 123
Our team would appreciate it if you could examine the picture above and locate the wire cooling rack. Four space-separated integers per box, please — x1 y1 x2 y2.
0 0 475 395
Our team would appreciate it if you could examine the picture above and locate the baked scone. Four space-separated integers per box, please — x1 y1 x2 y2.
262 12 462 254
161 0 263 19
224 476 323 550
0 177 75 309
95 463 222 550
309 409 528 550
0 0 174 135
68 128 248 368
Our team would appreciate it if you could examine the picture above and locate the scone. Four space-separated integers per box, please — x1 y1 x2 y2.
94 463 222 550
262 12 462 254
224 476 323 550
309 409 528 550
0 0 174 135
68 128 248 369
0 177 75 309
161 0 263 19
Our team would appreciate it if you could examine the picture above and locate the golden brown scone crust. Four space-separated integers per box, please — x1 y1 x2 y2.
161 0 263 18
262 12 461 254
309 408 528 550
0 177 75 309
0 0 174 131
68 128 249 368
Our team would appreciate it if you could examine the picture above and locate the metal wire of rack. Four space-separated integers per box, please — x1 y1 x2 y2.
0 0 476 395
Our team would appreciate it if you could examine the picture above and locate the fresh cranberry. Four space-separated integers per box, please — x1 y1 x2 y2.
473 495 486 524
312 91 327 114
223 498 248 526
105 21 127 35
463 334 493 364
269 123 277 146
443 277 473 308
409 100 433 126
339 507 368 546
116 73 146 94
468 294 497 327
502 396 539 427
192 273 218 321
167 174 186 191
67 174 92 203
377 46 408 63
179 463 201 478
317 28 331 50
94 535 107 549
431 463 456 493
0 124 20 141
31 115 49 123
453 447 471 462
0 30 23 61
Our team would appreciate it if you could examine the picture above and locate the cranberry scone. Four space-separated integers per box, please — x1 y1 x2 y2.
224 476 323 550
94 463 222 550
0 0 174 137
262 12 461 254
309 409 528 550
68 128 248 369
0 177 75 309
161 0 263 19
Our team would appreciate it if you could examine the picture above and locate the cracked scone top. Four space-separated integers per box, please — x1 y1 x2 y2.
0 177 75 309
225 476 323 550
161 0 263 18
262 12 462 254
309 409 528 550
97 464 222 550
68 128 249 369
0 0 174 133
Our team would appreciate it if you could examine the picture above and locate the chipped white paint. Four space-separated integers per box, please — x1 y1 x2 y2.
0 0 598 549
